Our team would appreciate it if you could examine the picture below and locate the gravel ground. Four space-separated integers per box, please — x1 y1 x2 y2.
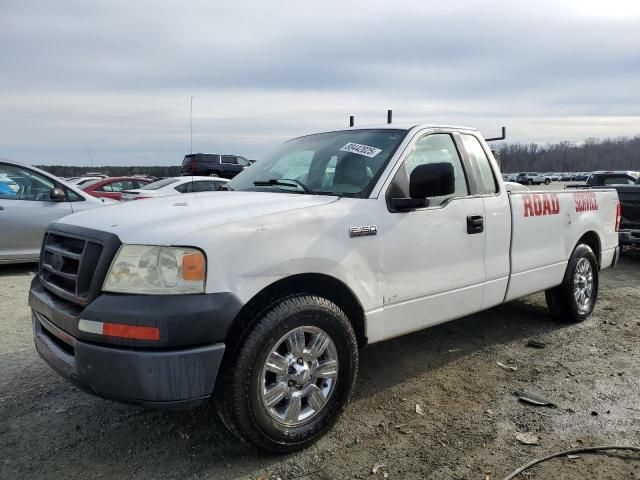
1 251 639 480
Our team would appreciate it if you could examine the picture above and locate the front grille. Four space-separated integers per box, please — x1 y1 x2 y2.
40 232 104 305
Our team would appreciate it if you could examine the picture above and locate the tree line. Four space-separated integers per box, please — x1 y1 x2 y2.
496 135 640 173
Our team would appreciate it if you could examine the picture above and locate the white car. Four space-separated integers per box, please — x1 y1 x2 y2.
0 159 114 264
121 176 229 200
29 124 620 452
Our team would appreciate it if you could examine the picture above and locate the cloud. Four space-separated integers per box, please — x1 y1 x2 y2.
1 0 639 165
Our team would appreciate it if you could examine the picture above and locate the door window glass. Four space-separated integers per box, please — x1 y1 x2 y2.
0 164 56 201
460 135 498 194
392 134 468 206
221 156 238 165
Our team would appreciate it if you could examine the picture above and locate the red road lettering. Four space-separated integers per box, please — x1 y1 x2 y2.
522 193 561 217
574 192 598 212
523 196 534 217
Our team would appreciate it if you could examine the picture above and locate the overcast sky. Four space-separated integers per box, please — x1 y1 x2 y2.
1 0 640 166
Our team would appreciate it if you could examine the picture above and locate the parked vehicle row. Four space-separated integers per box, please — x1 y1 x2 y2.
503 171 593 183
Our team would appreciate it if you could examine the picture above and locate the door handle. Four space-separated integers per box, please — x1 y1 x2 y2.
467 215 484 234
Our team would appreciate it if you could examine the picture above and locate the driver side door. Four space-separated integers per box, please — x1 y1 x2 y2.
379 133 486 339
0 163 72 262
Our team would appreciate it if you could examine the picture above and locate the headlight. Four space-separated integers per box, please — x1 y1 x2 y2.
103 245 206 294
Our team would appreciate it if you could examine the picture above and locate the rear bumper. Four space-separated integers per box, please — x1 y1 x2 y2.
619 229 640 246
33 311 224 408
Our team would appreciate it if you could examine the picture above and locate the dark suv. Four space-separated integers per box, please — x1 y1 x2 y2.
181 153 250 179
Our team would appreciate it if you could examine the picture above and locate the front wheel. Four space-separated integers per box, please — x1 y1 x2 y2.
545 244 599 322
217 295 358 452
544 178 550 185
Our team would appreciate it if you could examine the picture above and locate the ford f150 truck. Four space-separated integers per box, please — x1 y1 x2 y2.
29 124 620 453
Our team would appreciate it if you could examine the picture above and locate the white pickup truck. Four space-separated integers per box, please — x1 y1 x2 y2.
29 124 620 452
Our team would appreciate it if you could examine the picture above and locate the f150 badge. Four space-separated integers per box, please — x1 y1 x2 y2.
349 225 378 237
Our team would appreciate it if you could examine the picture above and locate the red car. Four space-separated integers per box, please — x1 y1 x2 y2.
81 177 153 201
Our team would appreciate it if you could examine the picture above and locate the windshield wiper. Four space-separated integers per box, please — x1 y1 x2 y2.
253 178 315 194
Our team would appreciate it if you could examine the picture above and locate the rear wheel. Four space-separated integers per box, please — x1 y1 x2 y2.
217 295 358 452
527 179 534 185
209 171 220 177
545 244 598 322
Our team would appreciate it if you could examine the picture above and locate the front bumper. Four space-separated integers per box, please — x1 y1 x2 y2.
619 229 640 246
29 276 243 407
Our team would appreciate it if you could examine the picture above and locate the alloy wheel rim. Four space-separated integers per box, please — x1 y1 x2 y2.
573 257 594 313
260 326 339 427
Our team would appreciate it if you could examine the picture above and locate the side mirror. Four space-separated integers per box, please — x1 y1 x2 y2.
389 162 455 212
409 162 455 199
50 187 66 202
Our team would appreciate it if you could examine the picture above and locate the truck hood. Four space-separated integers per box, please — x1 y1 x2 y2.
56 191 338 244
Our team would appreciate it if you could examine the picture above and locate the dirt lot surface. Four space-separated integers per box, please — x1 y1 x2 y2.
1 252 639 480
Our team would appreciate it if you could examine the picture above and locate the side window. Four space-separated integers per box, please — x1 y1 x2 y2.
0 163 56 201
460 134 498 194
175 183 192 193
604 176 634 185
391 134 468 206
192 181 219 192
236 156 250 166
99 182 113 192
221 155 237 165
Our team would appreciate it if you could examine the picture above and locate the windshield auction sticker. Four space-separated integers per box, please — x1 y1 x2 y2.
339 143 382 158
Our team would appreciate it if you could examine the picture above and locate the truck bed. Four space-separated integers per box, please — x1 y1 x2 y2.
505 187 619 301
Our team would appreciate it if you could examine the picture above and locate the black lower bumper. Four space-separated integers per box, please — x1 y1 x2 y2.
619 229 640 246
29 276 243 407
33 311 225 408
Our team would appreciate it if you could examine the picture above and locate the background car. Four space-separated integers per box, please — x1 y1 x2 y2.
0 159 114 264
586 170 640 186
516 172 550 185
181 153 250 178
81 176 154 201
121 176 229 200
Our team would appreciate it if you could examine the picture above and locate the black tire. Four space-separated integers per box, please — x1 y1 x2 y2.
217 294 358 452
209 171 220 177
545 244 599 323
544 178 550 185
527 179 534 185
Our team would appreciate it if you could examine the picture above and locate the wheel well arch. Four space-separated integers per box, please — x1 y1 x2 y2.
577 231 601 268
225 273 368 355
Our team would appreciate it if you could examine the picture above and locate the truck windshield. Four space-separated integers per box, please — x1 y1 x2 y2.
228 129 407 197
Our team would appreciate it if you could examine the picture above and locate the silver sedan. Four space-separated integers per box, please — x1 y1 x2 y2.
0 159 114 264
